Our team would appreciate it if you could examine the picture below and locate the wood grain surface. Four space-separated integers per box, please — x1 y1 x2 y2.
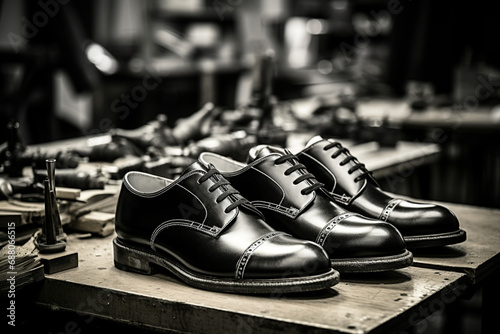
35 233 468 334
412 201 500 284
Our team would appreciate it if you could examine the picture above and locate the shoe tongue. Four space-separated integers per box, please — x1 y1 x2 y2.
305 135 325 147
181 156 265 219
247 145 287 162
180 161 210 176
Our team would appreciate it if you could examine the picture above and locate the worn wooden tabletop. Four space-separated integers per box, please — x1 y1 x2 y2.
411 202 500 285
32 190 500 334
24 134 500 333
35 232 468 334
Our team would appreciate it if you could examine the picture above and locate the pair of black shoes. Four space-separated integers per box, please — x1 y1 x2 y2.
113 136 466 294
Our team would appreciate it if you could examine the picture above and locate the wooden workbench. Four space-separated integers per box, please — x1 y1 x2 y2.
8 133 498 333
32 200 499 334
412 202 500 285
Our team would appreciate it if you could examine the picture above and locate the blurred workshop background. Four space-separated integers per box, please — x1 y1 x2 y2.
0 0 499 210
1 2 499 334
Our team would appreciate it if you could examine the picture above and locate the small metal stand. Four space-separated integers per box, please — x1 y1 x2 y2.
35 159 67 253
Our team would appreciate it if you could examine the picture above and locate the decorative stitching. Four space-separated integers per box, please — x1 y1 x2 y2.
379 199 403 222
245 161 315 218
316 213 354 246
150 220 221 251
240 202 265 220
150 174 244 250
252 201 301 218
300 151 367 205
331 193 352 205
124 170 203 198
235 231 286 280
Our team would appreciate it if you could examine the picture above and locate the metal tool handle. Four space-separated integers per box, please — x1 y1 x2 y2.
46 159 56 193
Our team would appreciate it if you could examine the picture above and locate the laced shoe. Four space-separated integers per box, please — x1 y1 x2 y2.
200 147 413 273
113 161 339 294
295 136 466 248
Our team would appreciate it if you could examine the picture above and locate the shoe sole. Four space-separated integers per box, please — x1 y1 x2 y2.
403 229 467 249
113 238 340 294
331 249 413 273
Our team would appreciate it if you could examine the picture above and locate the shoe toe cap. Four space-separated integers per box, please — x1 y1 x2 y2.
323 217 406 259
390 201 460 236
242 235 332 279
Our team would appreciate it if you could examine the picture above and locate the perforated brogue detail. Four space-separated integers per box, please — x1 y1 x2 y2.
379 199 403 222
235 231 287 280
316 213 355 246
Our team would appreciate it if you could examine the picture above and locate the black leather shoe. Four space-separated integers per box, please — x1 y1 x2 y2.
113 162 339 294
200 147 412 273
296 136 466 248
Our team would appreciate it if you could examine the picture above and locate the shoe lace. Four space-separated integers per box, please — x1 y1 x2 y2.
198 168 248 213
323 141 373 183
274 153 324 195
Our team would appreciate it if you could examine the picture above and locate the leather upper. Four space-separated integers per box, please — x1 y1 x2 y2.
200 148 407 259
115 162 331 279
296 136 378 206
297 136 461 237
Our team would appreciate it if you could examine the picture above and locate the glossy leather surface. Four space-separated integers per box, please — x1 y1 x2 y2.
296 136 465 242
114 162 332 279
200 148 408 260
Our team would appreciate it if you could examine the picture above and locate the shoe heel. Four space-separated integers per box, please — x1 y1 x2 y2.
113 238 157 275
